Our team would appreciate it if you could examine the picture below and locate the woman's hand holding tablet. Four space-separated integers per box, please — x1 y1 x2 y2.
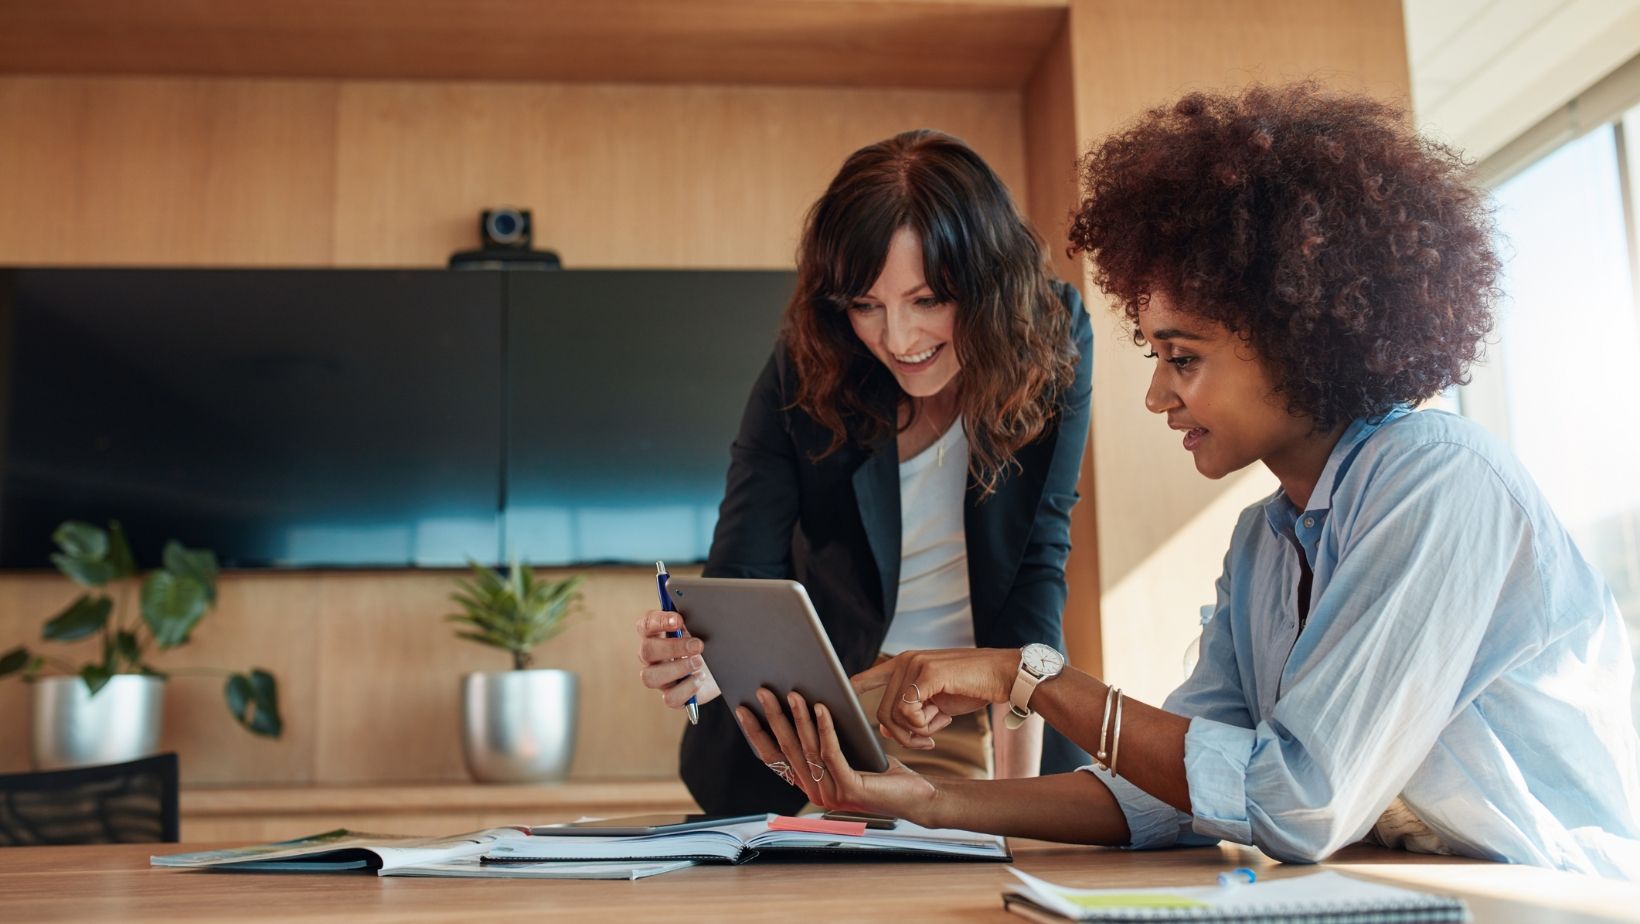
661 577 890 775
735 689 938 818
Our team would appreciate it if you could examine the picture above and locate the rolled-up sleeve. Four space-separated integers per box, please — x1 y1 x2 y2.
1181 719 1256 843
1077 764 1212 848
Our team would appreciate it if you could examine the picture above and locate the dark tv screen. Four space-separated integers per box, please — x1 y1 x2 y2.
504 271 792 565
0 268 792 569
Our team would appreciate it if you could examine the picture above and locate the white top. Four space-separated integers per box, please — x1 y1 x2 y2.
880 419 976 655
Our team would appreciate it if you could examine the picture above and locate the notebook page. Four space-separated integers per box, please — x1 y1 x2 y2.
485 822 766 863
1006 869 1465 920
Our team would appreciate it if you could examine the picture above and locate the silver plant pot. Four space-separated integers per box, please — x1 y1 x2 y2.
32 674 165 770
461 669 578 783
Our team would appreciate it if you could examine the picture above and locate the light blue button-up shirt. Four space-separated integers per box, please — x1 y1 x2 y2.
1085 407 1640 879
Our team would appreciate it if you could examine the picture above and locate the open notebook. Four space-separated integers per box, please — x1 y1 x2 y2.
151 828 687 879
485 815 1011 865
1002 869 1469 923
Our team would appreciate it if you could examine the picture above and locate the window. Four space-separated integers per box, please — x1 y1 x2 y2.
1474 112 1640 727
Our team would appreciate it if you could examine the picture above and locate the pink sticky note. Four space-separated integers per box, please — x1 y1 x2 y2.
767 815 867 837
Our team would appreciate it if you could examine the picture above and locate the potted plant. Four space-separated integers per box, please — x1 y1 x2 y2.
0 520 282 770
447 560 585 783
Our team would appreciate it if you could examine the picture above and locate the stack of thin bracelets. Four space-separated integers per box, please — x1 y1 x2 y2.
1097 685 1124 776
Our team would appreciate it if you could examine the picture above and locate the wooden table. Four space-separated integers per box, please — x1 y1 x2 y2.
4 839 1637 922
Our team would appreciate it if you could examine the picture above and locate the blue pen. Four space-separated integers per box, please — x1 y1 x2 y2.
1216 867 1256 887
656 560 699 725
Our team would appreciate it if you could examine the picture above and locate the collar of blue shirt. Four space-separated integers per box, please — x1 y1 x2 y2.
1260 405 1415 550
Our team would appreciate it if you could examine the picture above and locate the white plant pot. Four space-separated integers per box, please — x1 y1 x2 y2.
461 669 578 783
31 674 165 770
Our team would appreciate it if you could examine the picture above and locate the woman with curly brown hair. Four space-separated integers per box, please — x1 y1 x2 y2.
634 129 1093 815
738 85 1640 878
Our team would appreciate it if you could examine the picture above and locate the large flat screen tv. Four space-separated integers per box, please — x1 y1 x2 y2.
0 268 793 569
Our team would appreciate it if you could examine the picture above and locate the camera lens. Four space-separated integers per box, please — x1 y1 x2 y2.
484 208 525 246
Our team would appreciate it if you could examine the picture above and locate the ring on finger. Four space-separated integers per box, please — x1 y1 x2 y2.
764 760 797 786
901 681 924 705
804 755 827 783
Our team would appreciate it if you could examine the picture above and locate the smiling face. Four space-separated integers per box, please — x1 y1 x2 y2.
1137 290 1323 485
845 227 961 400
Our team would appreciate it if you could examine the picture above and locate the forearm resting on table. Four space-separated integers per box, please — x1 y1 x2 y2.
1032 667 1193 813
990 705 1043 779
923 772 1130 844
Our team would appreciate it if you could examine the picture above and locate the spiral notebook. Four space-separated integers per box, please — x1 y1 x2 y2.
1002 869 1469 923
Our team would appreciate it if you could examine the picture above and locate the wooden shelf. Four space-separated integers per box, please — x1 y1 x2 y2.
179 780 698 841
0 0 1068 91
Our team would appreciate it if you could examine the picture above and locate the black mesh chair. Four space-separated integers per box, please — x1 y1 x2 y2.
0 752 179 846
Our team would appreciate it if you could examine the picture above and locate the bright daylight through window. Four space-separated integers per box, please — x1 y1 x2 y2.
1481 110 1640 727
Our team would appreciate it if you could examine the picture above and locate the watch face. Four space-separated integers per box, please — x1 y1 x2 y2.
1021 643 1064 677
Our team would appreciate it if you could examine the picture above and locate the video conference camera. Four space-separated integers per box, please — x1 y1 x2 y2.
449 207 563 269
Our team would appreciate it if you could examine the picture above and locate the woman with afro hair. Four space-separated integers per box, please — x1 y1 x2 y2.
736 83 1640 878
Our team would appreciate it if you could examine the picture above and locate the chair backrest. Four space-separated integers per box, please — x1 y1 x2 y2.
0 752 179 845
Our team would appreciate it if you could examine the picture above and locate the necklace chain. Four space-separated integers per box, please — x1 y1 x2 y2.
922 400 951 467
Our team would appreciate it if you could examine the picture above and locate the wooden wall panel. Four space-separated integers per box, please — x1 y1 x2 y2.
0 77 338 267
0 76 1026 270
1021 21 1103 676
309 566 688 784
330 80 1027 268
1067 0 1411 704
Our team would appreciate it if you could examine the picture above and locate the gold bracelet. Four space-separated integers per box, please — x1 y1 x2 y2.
1109 689 1124 777
1096 684 1117 765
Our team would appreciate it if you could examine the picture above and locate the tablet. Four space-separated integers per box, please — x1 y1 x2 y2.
664 576 890 774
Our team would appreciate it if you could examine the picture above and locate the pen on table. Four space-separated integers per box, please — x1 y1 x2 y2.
656 560 699 725
1216 867 1256 887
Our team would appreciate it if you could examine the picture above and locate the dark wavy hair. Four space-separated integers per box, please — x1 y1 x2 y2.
1068 83 1500 431
784 129 1076 496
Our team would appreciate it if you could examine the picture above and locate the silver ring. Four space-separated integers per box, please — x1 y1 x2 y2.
765 760 796 786
805 756 827 783
901 681 924 704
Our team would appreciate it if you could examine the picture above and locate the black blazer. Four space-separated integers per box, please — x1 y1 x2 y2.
682 281 1094 814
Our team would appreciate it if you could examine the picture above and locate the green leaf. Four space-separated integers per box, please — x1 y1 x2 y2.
226 673 250 717
112 630 141 669
0 646 29 678
43 594 113 642
163 541 220 604
106 521 138 580
80 663 113 696
248 670 281 737
225 669 282 738
140 572 210 648
50 552 116 588
53 521 108 561
445 562 584 665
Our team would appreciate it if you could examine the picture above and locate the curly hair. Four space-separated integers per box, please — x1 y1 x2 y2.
1068 83 1500 431
785 129 1077 496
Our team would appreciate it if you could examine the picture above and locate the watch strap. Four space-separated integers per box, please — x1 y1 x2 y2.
1007 663 1045 725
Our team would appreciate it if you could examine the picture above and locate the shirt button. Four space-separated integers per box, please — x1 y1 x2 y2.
1303 516 1315 528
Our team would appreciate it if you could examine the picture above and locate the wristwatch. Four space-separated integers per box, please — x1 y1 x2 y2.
1006 643 1065 730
